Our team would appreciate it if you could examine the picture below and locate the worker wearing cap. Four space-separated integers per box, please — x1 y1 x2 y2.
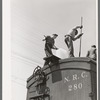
43 34 58 57
86 45 97 61
64 26 83 57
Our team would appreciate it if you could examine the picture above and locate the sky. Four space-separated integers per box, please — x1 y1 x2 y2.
11 0 97 100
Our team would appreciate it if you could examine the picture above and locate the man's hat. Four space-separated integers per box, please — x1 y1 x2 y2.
91 45 96 48
52 34 58 37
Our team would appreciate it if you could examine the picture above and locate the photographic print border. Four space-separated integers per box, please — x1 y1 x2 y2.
98 0 100 100
0 0 2 99
2 0 99 100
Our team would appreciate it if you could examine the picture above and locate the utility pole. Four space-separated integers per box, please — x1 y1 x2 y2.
79 17 83 57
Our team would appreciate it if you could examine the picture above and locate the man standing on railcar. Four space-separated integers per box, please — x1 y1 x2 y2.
43 34 58 65
64 26 83 57
86 45 97 61
43 34 58 57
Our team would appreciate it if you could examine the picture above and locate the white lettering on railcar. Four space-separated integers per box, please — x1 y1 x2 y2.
73 74 79 80
81 71 87 78
64 71 88 91
68 83 83 91
64 76 70 83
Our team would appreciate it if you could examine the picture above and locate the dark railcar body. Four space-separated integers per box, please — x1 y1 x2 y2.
26 57 97 100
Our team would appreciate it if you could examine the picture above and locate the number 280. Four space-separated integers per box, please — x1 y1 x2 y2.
68 83 82 91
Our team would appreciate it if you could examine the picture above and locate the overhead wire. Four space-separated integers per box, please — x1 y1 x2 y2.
11 51 43 67
12 80 26 87
12 75 26 82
